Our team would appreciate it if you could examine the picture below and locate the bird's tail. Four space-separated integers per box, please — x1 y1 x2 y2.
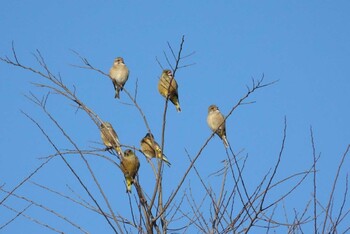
162 155 171 167
114 146 123 157
175 103 181 112
222 136 229 148
112 80 121 99
155 148 172 167
114 89 120 99
125 177 133 193
170 96 181 112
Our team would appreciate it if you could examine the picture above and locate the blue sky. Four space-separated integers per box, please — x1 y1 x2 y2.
1 1 350 233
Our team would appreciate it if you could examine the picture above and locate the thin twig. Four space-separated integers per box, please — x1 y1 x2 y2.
322 144 350 233
310 126 318 234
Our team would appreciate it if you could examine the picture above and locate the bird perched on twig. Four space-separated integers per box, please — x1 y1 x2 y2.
100 122 123 156
140 133 171 167
158 69 181 112
207 105 229 148
120 149 140 193
109 57 129 99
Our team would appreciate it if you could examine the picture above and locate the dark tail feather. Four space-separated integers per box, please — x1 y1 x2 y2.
222 136 229 148
114 89 120 99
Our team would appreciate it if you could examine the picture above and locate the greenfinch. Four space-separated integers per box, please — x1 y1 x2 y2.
120 149 140 193
140 133 171 167
207 105 229 148
158 69 181 112
100 122 122 156
109 57 129 99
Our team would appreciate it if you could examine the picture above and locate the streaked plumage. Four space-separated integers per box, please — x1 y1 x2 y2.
109 57 129 99
140 133 171 167
100 122 122 156
207 105 229 148
158 69 181 112
120 149 140 193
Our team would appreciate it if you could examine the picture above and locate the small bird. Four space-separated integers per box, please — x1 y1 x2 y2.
120 149 140 193
140 133 171 167
100 122 122 156
207 105 229 148
109 57 129 99
158 69 181 112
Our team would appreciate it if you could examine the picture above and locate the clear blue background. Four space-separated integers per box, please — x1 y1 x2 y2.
1 1 350 233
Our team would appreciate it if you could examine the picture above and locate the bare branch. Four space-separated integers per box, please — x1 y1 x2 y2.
1 203 63 233
20 111 119 233
322 144 350 233
310 126 318 233
0 204 32 231
0 187 89 233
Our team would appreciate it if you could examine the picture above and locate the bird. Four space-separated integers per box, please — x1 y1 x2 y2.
140 133 171 167
109 57 129 99
120 149 140 193
158 69 181 112
207 105 229 148
100 122 122 156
